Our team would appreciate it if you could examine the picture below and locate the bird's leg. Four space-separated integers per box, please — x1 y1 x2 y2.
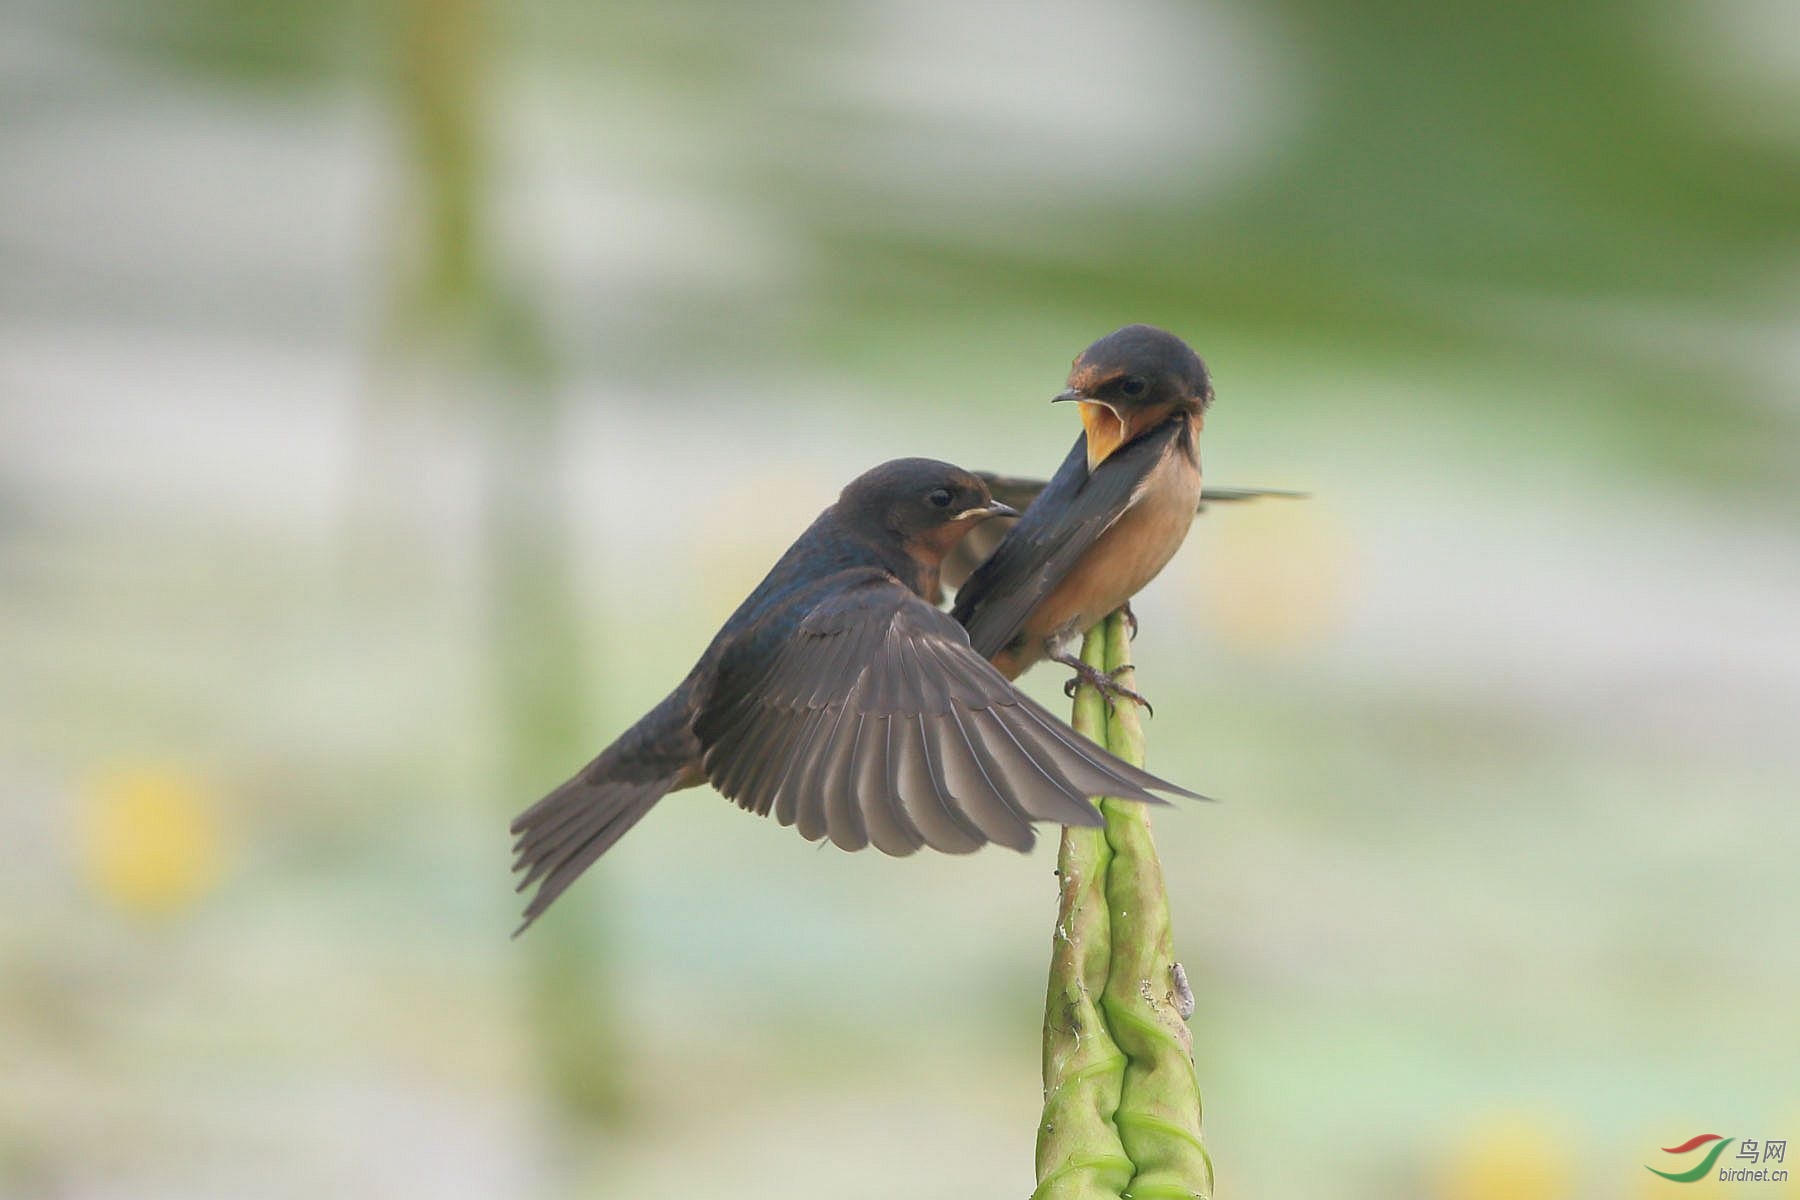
1119 601 1138 641
1055 651 1154 716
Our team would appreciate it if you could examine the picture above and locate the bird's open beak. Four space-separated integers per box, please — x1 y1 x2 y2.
956 499 1018 522
1056 390 1129 472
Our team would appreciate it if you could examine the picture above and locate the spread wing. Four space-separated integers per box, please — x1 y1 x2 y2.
942 474 1301 595
693 569 1197 855
949 428 1172 660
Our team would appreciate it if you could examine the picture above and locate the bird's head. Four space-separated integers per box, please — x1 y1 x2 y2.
839 458 1018 562
1055 324 1212 472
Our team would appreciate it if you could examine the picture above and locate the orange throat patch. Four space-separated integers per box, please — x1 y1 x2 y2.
906 518 983 605
1080 401 1128 472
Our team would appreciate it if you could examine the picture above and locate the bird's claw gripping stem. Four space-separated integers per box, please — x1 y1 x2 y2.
1057 656 1154 717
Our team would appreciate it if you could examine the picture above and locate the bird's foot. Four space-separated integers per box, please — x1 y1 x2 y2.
1057 655 1154 716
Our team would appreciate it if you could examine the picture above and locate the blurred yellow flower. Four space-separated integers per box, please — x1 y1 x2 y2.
78 766 223 915
1438 1114 1574 1200
1184 496 1350 655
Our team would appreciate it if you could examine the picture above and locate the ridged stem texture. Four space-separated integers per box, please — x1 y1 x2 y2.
1033 611 1212 1200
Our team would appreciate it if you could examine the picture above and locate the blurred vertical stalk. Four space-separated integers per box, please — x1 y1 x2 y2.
394 0 483 321
1034 611 1211 1200
381 0 627 1125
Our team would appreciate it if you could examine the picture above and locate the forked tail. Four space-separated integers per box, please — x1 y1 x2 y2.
509 689 697 934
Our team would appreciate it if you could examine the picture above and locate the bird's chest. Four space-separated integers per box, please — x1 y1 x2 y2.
1041 450 1201 642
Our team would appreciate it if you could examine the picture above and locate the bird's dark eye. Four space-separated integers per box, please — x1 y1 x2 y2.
927 488 954 508
1119 376 1148 397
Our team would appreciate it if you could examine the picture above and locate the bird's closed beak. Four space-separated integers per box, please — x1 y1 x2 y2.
956 499 1019 521
1051 387 1083 404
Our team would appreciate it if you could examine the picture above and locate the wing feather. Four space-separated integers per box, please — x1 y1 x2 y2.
892 713 984 853
861 721 926 856
778 701 838 824
930 707 1035 850
695 568 1198 855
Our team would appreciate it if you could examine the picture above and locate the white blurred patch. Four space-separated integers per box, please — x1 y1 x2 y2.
1655 0 1800 147
805 0 1290 214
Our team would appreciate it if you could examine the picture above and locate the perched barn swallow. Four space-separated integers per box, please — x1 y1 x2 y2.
950 325 1214 707
511 458 1200 932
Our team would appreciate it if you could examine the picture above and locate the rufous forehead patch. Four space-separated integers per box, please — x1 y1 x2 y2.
1066 361 1120 394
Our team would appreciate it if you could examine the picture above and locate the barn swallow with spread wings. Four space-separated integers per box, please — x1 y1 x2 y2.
951 325 1231 710
510 458 1200 932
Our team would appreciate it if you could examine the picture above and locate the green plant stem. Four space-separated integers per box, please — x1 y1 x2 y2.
1034 611 1211 1200
1033 624 1132 1199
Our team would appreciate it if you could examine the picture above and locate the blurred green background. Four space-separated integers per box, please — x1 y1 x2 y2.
3 1 1797 1197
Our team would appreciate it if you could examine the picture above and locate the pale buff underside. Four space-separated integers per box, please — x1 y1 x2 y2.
993 430 1202 679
